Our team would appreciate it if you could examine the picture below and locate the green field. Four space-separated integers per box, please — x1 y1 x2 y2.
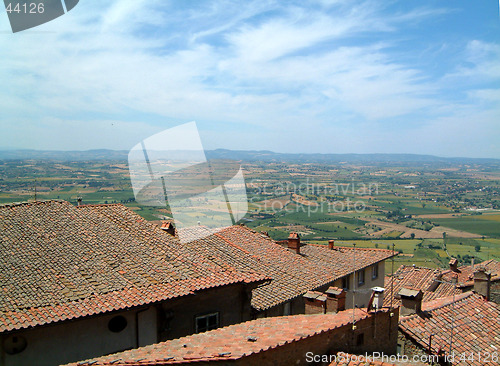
307 237 499 274
432 216 500 238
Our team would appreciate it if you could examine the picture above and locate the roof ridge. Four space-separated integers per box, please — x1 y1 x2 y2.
75 203 124 208
421 291 474 313
304 243 393 253
0 199 67 208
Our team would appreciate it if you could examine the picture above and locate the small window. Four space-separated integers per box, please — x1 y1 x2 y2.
342 275 350 290
357 269 365 286
108 315 128 333
372 264 379 279
195 312 219 333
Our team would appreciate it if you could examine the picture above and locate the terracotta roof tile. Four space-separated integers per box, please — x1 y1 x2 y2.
1 200 397 333
441 259 500 287
0 201 267 333
384 265 462 307
66 308 378 365
399 292 500 365
214 226 395 311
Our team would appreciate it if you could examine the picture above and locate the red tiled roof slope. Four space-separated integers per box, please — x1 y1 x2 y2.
399 292 500 365
215 226 395 310
0 201 267 333
384 265 461 307
0 200 396 332
301 244 395 279
67 308 376 365
441 259 500 287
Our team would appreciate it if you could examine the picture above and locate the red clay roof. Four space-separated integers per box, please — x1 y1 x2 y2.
399 292 500 365
0 201 267 333
300 243 395 279
67 308 377 365
214 226 395 311
440 259 500 287
0 200 396 332
384 265 461 307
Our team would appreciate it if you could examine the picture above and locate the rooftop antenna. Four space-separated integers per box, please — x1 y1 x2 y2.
449 282 456 356
352 243 357 329
430 276 458 358
34 179 37 202
391 243 395 310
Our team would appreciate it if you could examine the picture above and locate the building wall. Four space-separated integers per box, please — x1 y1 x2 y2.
0 306 157 366
321 261 386 310
255 261 387 318
158 283 251 341
462 281 500 304
397 332 438 365
491 281 500 303
235 308 399 366
0 283 253 366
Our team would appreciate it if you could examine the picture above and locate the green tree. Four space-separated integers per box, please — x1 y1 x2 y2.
475 244 481 252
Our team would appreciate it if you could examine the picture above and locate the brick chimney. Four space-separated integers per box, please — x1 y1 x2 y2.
449 258 459 272
398 288 423 316
325 287 346 313
328 240 335 250
473 267 491 300
303 291 327 314
288 232 301 254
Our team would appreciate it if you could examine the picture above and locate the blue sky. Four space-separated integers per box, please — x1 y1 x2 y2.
0 0 499 158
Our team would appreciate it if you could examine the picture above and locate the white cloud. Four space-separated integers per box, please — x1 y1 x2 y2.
0 0 498 157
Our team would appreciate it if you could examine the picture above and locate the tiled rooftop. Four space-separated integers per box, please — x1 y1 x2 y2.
214 227 395 311
300 243 395 279
440 259 500 288
67 308 377 365
0 201 267 333
0 200 396 332
399 292 500 365
383 265 462 307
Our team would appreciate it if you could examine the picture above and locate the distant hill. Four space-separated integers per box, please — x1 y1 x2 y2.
0 149 498 164
0 149 129 161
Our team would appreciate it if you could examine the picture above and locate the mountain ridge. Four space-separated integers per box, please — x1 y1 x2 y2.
0 148 498 164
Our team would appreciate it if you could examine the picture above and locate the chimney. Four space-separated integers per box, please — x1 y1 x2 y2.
368 287 385 311
328 240 335 250
288 232 301 254
160 221 176 236
398 288 423 316
325 287 346 313
303 291 327 314
77 197 82 206
473 267 491 300
449 258 459 272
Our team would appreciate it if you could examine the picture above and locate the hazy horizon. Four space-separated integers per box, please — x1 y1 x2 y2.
1 147 499 161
